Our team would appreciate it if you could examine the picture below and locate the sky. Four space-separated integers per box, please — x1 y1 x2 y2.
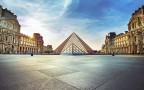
0 0 144 50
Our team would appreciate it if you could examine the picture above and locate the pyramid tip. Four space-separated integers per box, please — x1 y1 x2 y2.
72 32 76 34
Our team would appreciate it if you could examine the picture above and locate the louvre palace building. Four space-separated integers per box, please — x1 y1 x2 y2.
0 5 44 54
105 6 144 54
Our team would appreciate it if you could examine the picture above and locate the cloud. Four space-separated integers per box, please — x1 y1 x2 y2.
10 0 94 49
1 0 142 50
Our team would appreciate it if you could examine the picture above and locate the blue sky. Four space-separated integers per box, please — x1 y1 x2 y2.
1 0 144 50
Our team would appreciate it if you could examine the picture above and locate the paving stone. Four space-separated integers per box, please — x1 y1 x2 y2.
56 72 113 90
0 71 52 87
38 67 79 77
94 66 144 90
30 64 57 70
0 55 144 90
1 78 80 90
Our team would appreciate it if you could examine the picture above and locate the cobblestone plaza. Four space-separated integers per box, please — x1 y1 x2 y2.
0 55 144 90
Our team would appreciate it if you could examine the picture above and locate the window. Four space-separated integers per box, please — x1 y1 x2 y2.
0 21 2 27
0 29 2 33
4 21 8 28
13 36 15 43
13 24 15 30
129 26 131 30
132 23 134 29
0 36 2 41
134 36 136 42
138 17 142 26
5 36 8 41
3 29 7 33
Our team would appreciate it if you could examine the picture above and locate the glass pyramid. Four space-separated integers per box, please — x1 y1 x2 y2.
54 32 95 55
62 44 85 55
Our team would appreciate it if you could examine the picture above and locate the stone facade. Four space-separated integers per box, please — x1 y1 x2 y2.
43 45 53 54
0 5 20 53
19 33 44 54
105 32 116 54
101 44 106 53
33 33 44 54
113 31 130 54
105 6 144 54
0 5 44 54
19 34 37 54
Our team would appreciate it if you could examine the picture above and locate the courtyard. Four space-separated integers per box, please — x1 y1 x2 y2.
0 55 144 90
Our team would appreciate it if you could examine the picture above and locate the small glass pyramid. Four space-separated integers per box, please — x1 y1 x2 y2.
54 32 95 55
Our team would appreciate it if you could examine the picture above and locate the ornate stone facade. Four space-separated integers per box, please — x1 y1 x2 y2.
113 31 130 54
19 33 44 54
0 5 20 53
127 6 144 54
19 34 37 54
0 5 44 54
105 6 144 54
105 32 116 54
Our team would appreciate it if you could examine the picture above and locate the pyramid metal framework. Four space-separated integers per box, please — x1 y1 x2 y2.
54 32 95 55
